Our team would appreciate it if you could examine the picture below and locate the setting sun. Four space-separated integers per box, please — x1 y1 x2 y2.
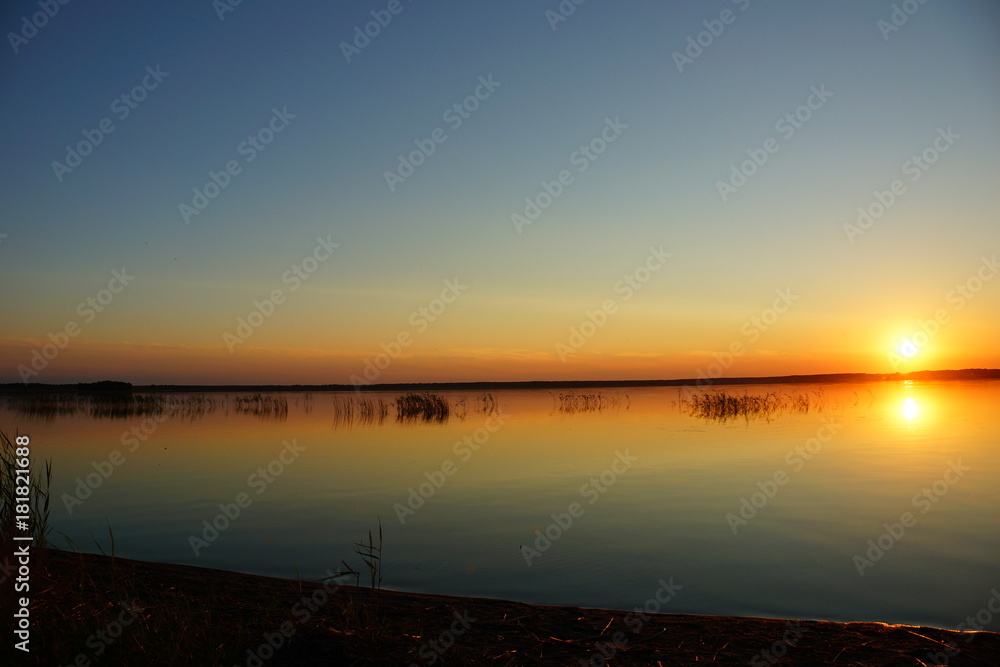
899 339 919 359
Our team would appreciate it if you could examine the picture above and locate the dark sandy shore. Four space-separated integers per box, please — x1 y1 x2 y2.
11 548 999 666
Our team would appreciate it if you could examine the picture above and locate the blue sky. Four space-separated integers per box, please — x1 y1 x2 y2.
2 1 998 383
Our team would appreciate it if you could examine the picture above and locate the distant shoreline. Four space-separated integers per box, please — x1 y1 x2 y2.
2 368 998 393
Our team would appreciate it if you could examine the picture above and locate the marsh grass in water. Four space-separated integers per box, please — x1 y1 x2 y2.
684 389 815 423
86 392 170 419
395 393 449 423
293 391 314 414
230 393 289 420
5 389 513 430
331 394 390 428
4 392 79 419
551 391 628 414
6 392 242 421
451 392 500 420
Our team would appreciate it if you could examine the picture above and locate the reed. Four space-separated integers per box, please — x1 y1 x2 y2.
452 392 499 420
4 392 224 421
4 392 79 420
87 392 166 419
230 393 289 420
552 391 625 414
395 393 449 423
684 390 812 422
165 394 224 421
295 391 314 414
331 394 389 427
355 518 383 590
0 430 51 549
476 392 498 415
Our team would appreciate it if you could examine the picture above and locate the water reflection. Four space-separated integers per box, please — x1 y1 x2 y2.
3 380 999 630
5 386 830 428
395 393 451 423
4 391 227 421
683 389 815 423
330 394 389 428
550 391 628 414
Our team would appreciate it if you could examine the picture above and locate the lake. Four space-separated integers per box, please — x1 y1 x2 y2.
5 379 998 631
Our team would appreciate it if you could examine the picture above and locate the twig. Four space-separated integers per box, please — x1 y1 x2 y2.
630 628 669 644
906 629 955 649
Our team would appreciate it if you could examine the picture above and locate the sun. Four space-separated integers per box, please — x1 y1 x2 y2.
898 338 919 359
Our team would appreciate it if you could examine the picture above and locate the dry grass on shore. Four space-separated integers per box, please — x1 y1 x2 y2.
10 548 1000 666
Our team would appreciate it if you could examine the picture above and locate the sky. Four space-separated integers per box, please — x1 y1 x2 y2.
1 0 998 385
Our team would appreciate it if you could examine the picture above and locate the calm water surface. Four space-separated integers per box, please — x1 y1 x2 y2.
5 380 998 630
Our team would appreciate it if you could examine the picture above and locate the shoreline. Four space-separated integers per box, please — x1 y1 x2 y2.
20 548 1000 665
3 367 999 394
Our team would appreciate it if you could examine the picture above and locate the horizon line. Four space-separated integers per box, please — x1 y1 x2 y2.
3 368 999 392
